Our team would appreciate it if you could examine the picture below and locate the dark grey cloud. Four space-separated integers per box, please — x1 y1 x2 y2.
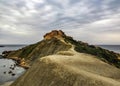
0 0 120 44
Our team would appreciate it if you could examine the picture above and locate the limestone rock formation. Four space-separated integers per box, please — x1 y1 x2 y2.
44 30 66 40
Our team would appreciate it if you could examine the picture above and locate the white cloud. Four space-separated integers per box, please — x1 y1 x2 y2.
0 0 120 44
0 25 30 35
31 0 44 3
82 14 120 32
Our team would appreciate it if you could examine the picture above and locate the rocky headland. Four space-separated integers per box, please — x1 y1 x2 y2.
2 30 120 86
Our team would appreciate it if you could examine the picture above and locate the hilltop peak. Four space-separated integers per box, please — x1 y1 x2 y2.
3 30 120 69
43 30 66 40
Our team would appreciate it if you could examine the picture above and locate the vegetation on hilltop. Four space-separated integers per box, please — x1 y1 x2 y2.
64 36 120 68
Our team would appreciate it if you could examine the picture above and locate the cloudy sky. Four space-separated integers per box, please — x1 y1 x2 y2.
0 0 120 45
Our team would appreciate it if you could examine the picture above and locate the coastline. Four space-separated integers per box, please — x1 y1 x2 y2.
0 81 13 86
2 56 30 69
0 51 29 69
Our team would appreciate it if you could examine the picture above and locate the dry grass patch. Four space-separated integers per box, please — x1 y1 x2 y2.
57 51 74 56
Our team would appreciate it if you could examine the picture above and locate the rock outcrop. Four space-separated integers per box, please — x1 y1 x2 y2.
44 30 66 40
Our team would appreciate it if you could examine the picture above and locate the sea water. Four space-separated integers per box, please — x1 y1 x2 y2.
0 45 26 84
0 45 25 55
98 45 120 53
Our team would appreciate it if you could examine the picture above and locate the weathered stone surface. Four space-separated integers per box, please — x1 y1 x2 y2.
44 30 66 40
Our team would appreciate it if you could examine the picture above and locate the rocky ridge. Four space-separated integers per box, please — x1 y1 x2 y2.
1 30 119 86
44 30 66 40
3 30 120 69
